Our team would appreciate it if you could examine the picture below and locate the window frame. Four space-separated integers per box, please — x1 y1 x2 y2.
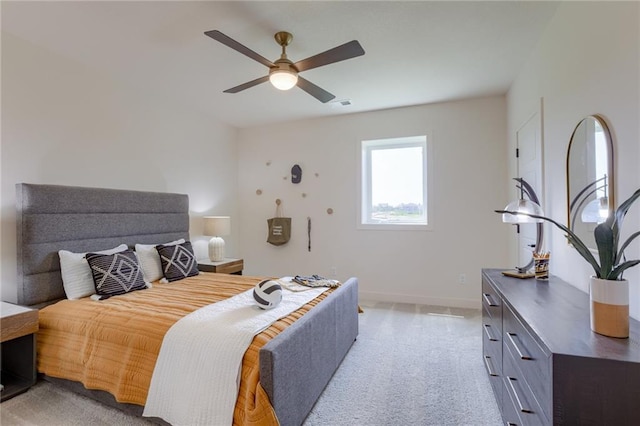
357 134 433 231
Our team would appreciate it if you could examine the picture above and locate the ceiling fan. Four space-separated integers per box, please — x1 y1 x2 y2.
204 30 365 103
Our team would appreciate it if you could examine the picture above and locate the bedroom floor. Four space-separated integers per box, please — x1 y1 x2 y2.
303 301 501 425
1 301 501 426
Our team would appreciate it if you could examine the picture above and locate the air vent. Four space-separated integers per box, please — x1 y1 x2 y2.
330 99 353 108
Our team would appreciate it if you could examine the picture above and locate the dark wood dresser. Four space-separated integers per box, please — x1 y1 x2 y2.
481 268 640 425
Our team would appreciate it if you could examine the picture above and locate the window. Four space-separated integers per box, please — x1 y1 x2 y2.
359 135 430 230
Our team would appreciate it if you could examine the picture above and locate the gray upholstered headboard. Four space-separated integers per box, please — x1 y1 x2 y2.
16 183 190 307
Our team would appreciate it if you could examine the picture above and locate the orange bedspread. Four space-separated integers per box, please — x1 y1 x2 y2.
37 273 330 426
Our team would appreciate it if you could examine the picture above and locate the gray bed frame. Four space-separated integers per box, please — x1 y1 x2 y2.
16 183 359 426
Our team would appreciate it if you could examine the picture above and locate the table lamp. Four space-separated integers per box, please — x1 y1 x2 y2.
203 216 231 262
495 177 544 278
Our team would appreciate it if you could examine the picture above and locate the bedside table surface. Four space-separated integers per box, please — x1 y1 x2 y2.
1 302 39 343
198 258 243 275
198 258 242 266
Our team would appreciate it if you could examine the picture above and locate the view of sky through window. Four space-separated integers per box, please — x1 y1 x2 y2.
361 135 427 226
371 146 424 206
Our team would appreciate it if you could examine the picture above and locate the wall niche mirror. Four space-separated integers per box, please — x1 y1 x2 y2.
566 114 614 250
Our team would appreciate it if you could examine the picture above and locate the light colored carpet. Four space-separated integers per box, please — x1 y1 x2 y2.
1 301 501 426
303 301 501 425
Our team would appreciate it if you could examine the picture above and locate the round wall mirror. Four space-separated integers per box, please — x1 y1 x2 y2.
566 115 614 250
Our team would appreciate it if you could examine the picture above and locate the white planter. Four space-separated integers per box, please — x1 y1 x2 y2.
589 277 629 338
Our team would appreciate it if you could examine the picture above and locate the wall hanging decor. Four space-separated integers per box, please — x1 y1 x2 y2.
267 199 292 246
291 164 302 184
307 216 311 252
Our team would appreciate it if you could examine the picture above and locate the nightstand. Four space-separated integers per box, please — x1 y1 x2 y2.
198 258 244 275
1 301 39 401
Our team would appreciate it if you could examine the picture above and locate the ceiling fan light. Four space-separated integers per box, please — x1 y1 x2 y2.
269 69 298 90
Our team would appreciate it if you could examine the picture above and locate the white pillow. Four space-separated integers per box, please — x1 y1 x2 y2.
135 239 185 282
59 244 128 300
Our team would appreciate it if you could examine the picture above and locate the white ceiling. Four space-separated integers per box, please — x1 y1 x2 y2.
2 1 559 129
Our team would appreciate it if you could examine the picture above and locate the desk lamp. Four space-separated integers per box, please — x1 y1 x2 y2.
495 178 544 278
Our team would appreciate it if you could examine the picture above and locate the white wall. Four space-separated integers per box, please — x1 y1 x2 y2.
237 96 510 308
507 2 640 319
1 32 240 303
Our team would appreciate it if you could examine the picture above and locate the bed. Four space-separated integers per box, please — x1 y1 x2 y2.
15 183 359 426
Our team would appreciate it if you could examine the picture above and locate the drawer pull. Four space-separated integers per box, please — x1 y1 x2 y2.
507 423 518 426
483 293 498 307
507 376 534 414
507 332 533 360
484 355 498 376
483 324 498 341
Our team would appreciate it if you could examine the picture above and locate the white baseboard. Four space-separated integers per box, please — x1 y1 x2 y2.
358 290 480 309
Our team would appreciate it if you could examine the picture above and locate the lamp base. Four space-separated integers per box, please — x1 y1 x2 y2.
208 236 225 262
501 270 534 279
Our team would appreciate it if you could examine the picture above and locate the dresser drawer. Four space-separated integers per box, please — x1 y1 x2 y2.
482 278 502 337
503 305 551 421
483 338 503 405
502 380 524 426
503 349 548 426
483 321 502 370
482 316 501 345
482 276 504 410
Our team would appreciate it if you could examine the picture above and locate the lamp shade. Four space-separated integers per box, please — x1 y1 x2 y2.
269 69 298 90
501 199 545 224
203 216 231 236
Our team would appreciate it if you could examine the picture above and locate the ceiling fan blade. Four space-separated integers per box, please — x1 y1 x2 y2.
294 40 365 72
297 77 336 103
223 76 270 94
205 30 274 68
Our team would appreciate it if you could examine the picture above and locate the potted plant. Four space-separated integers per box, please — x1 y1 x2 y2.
497 188 640 338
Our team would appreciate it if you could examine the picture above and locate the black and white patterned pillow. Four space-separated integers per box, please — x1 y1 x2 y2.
86 249 148 300
156 241 199 282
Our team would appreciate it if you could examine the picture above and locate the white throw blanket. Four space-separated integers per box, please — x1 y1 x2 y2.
143 285 328 426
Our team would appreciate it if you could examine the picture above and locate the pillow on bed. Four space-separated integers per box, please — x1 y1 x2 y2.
58 244 128 299
156 241 199 282
86 249 148 299
135 239 185 282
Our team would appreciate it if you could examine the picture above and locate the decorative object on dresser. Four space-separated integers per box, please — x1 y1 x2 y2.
532 251 550 280
497 188 640 338
481 269 640 425
198 258 244 275
203 215 231 261
1 302 39 401
497 177 545 279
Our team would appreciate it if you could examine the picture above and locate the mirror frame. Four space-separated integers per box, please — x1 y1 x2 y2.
566 114 615 248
